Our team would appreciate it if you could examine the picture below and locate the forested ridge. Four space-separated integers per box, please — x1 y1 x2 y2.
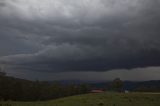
0 73 89 101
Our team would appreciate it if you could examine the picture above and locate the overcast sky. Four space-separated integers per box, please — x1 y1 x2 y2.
0 0 160 81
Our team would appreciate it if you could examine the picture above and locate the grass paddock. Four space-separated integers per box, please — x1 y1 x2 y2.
0 92 160 106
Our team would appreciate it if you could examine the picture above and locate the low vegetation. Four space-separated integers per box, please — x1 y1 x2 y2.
0 92 160 106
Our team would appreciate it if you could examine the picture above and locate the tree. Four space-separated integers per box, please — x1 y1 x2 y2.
0 66 6 76
111 78 124 92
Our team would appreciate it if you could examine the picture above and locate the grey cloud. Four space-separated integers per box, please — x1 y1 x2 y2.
0 2 6 7
0 0 160 75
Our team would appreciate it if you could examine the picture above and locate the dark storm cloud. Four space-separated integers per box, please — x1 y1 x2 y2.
0 0 160 73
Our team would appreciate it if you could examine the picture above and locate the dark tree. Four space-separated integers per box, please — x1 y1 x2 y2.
0 67 6 76
111 78 124 92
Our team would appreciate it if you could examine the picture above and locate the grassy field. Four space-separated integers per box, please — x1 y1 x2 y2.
0 92 160 106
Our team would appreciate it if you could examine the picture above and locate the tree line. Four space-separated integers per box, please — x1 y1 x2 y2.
0 72 89 101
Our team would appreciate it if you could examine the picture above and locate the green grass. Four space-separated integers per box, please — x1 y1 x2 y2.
0 92 160 106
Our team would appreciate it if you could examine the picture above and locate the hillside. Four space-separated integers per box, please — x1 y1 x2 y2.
0 75 89 101
1 92 160 106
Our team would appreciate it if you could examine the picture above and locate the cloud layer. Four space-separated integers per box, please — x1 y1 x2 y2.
0 0 160 80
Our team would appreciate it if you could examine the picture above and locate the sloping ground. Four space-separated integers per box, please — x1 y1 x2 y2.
1 92 160 106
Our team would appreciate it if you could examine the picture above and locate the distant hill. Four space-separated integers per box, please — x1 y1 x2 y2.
51 80 160 91
91 80 160 92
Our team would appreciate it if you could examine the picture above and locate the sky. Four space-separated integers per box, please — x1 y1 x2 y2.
0 0 160 81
